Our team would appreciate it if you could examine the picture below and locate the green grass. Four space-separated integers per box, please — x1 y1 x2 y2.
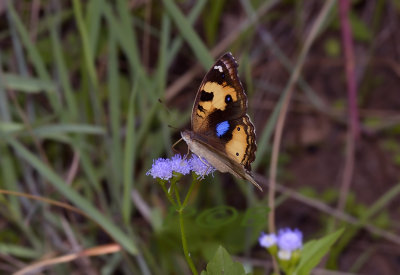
1 1 399 274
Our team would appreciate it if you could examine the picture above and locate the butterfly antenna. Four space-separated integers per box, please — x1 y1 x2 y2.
158 98 171 114
168 124 179 130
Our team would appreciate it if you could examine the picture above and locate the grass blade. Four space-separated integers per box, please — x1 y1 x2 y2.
72 0 103 123
72 0 98 86
2 73 56 93
5 137 138 254
32 124 105 136
49 8 79 120
167 0 207 66
0 243 40 259
163 0 213 69
87 0 102 54
1 147 22 222
108 30 123 195
122 81 138 224
7 2 60 111
0 54 11 121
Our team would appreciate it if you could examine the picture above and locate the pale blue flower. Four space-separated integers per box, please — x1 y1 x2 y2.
170 154 191 175
147 154 216 180
277 228 303 251
258 232 277 248
146 158 173 180
189 155 215 176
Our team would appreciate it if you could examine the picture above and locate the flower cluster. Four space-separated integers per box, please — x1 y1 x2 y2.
259 228 303 261
277 228 303 253
146 154 215 180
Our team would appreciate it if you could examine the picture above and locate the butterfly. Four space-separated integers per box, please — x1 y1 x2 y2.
181 52 262 191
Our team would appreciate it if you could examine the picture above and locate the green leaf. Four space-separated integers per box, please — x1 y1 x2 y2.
294 228 344 275
349 12 372 42
201 246 246 275
33 124 106 136
0 243 39 259
0 122 23 133
323 37 340 57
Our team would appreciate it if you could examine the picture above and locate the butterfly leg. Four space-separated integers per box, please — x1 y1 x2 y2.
171 137 183 154
182 146 190 161
197 166 214 180
198 156 209 166
196 156 213 180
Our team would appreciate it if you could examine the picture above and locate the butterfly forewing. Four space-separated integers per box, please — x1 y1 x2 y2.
192 53 248 133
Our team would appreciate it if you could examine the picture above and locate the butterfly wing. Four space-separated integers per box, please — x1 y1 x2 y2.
190 52 257 171
223 116 257 171
193 116 256 171
191 53 248 133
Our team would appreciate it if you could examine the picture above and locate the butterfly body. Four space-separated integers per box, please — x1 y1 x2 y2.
181 52 262 191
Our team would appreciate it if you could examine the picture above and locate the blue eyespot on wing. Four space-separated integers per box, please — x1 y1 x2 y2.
216 121 230 137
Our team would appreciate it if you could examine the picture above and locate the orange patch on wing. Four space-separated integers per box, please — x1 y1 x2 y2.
200 82 237 111
225 124 248 163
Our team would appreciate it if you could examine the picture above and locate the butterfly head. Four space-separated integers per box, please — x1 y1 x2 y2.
181 130 193 145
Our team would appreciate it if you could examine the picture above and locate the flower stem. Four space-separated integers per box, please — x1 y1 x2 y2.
179 208 198 275
174 184 182 207
182 179 198 208
174 179 198 274
159 181 176 207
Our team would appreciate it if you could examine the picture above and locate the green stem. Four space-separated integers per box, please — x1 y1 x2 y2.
179 208 198 275
174 179 198 274
174 183 182 207
182 178 198 208
159 180 176 207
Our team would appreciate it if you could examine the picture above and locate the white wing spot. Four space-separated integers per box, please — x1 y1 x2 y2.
213 65 223 72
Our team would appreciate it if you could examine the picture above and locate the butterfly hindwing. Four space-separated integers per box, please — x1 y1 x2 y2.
224 116 256 171
196 115 256 171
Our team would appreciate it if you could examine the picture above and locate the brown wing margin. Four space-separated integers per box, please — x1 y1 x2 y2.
220 53 256 170
220 53 246 100
241 115 257 171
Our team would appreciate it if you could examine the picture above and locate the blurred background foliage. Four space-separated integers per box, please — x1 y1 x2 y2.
0 0 400 274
